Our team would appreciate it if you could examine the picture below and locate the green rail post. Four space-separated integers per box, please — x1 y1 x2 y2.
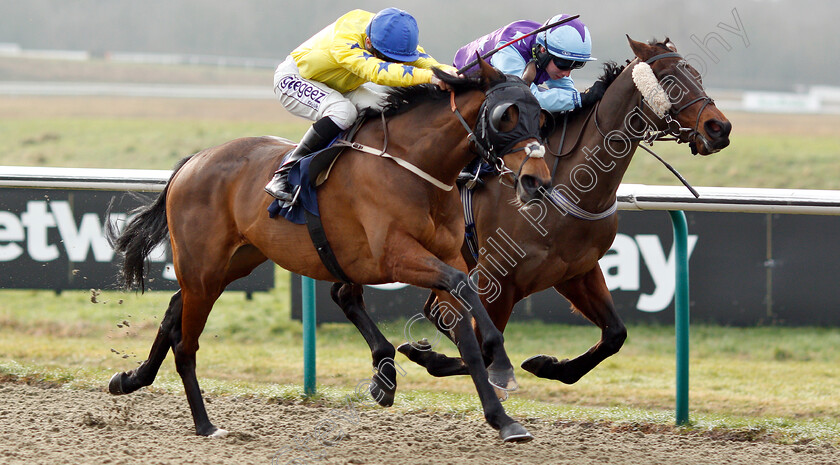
301 276 317 397
668 210 690 425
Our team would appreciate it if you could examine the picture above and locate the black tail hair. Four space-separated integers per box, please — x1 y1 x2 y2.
106 155 193 292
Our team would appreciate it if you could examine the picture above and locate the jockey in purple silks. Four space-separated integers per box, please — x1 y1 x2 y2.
453 14 602 113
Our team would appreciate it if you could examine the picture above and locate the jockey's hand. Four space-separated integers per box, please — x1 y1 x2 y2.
430 74 451 91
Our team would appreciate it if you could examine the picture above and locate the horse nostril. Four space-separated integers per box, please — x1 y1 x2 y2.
705 119 732 139
720 120 732 138
519 175 539 195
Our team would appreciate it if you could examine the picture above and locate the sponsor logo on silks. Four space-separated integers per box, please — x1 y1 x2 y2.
277 75 327 109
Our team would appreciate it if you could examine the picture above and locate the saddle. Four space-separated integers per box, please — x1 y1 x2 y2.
266 113 373 284
267 114 370 224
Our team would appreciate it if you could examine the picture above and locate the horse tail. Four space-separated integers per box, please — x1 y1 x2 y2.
107 155 193 292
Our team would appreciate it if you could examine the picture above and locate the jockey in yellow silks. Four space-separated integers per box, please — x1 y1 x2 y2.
265 8 458 203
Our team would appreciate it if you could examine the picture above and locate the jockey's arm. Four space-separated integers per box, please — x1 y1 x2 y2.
535 77 581 112
331 33 443 87
490 46 581 112
489 46 528 76
408 46 459 75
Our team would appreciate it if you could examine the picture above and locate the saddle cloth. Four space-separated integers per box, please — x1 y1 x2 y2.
267 140 344 224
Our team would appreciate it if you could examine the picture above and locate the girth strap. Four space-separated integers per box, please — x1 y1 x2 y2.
460 186 480 260
304 209 353 284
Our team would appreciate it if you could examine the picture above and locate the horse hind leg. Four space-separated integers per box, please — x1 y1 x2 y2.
330 283 398 407
172 287 228 437
170 244 267 437
397 291 469 378
109 290 183 395
521 266 627 384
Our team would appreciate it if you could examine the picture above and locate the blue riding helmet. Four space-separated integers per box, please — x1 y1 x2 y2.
535 14 597 68
365 8 421 62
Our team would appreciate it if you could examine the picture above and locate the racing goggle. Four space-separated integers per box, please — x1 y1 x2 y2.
552 56 586 71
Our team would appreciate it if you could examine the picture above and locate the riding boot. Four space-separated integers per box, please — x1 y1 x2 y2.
264 117 343 202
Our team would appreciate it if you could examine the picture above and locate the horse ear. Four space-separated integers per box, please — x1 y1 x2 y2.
521 60 537 86
477 52 504 88
626 34 655 62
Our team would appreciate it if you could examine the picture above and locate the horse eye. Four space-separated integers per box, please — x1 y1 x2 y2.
498 106 519 132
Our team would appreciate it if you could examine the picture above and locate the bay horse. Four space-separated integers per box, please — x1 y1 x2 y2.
106 57 551 442
390 38 732 385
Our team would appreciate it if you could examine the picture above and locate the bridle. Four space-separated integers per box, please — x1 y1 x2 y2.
636 52 715 154
543 50 714 203
587 50 712 196
449 78 545 187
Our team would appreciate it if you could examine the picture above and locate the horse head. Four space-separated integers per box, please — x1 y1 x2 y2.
440 56 551 203
626 36 732 155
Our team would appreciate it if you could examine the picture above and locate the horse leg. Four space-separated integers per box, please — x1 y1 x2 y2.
521 265 627 384
383 241 528 441
445 298 531 441
172 287 226 437
397 291 469 377
330 283 398 407
108 290 182 395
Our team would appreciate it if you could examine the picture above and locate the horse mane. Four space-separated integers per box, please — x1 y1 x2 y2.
380 68 482 117
560 60 625 117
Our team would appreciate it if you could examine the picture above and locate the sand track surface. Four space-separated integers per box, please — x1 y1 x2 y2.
0 382 837 465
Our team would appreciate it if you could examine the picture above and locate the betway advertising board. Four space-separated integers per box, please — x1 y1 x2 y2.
0 188 273 292
293 211 840 327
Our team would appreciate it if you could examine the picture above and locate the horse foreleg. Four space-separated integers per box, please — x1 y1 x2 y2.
330 283 398 407
397 291 469 377
109 290 182 395
447 303 531 442
386 246 516 391
521 265 627 384
384 243 526 441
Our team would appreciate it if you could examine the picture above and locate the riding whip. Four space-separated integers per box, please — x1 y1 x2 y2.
456 15 581 75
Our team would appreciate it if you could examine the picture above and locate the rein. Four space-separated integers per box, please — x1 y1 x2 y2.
538 50 709 221
333 112 454 191
336 81 546 193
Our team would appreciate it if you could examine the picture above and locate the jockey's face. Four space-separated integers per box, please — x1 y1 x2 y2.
545 59 572 80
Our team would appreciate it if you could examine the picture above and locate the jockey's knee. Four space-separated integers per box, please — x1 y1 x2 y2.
319 100 357 130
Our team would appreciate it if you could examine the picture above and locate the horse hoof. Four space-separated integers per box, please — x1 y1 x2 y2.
521 355 556 377
493 385 510 402
397 340 430 356
198 425 228 437
108 372 126 395
488 367 518 392
370 379 395 407
499 422 533 443
396 342 413 356
522 355 580 383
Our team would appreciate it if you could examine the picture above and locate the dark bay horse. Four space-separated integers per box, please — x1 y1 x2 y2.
393 37 732 384
106 58 551 442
